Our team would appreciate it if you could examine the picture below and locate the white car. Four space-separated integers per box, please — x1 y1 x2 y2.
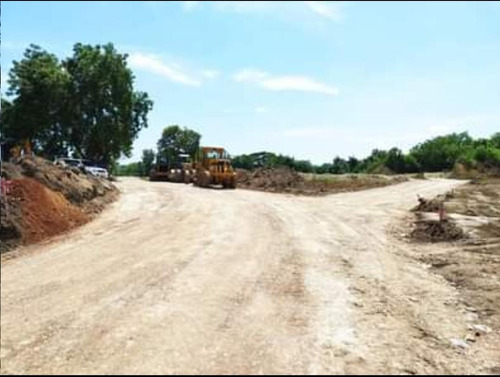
54 157 85 169
54 158 109 179
83 165 109 179
80 160 109 179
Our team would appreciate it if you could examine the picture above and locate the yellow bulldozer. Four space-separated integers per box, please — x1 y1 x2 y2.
192 146 237 189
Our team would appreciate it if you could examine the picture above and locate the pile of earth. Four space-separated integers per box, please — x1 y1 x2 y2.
411 191 455 212
410 218 466 243
236 167 408 196
1 156 118 253
409 192 466 243
236 167 307 193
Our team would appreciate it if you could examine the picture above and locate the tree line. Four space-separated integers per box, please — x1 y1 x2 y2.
232 131 500 174
118 128 499 177
1 43 153 167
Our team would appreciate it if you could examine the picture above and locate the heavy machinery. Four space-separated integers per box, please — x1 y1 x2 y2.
149 153 192 182
192 146 237 189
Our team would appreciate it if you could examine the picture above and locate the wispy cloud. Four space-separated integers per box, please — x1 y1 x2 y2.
128 53 201 87
182 1 200 11
202 69 220 79
256 106 268 114
233 69 339 95
303 1 342 21
180 1 344 22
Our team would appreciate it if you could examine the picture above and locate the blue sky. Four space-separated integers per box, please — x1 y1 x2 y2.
2 1 500 164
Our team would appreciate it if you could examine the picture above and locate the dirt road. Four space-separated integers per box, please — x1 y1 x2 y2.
1 178 496 374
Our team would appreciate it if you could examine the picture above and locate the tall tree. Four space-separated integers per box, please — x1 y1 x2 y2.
157 125 201 162
64 43 153 166
6 44 70 158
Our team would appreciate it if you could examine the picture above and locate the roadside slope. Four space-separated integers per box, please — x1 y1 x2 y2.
1 156 118 253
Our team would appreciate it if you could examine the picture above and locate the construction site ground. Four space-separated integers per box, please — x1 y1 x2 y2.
1 177 499 374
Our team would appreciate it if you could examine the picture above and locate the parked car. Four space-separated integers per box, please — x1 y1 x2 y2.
54 158 109 179
82 160 109 179
54 157 85 169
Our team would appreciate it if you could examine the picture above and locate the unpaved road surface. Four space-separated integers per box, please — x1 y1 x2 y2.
1 178 497 374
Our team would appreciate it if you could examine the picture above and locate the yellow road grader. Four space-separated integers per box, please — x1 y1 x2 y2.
192 146 237 189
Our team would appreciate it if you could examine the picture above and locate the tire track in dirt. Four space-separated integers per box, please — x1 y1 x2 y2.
2 177 495 374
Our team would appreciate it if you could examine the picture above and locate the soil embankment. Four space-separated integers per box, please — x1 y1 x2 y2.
1 156 118 253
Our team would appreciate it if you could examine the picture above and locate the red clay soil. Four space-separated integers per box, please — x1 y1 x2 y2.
9 178 89 244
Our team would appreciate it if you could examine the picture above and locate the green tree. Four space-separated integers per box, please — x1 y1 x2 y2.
474 145 500 167
384 148 406 173
6 44 71 158
157 125 201 162
331 157 349 174
315 163 333 174
403 154 420 173
347 156 359 173
141 149 156 176
410 132 473 172
115 161 144 176
1 98 13 136
490 132 500 149
294 160 313 173
64 43 153 166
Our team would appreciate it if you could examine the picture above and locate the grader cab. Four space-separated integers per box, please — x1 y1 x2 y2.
193 147 236 189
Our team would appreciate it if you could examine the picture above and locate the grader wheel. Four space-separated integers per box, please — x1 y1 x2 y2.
194 170 211 188
184 170 193 184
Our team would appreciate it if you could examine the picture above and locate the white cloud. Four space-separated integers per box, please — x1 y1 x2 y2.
182 1 200 11
255 106 268 113
303 1 342 21
202 69 220 79
262 76 339 95
233 68 339 95
212 1 278 14
180 1 344 22
128 53 201 87
233 69 268 82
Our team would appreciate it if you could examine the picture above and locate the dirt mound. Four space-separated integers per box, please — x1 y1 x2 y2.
11 178 89 243
237 167 408 196
238 167 306 193
411 191 455 212
412 196 444 212
410 219 466 243
1 156 118 253
10 156 117 211
1 192 23 253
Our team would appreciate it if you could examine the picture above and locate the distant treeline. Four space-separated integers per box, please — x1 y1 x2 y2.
232 132 500 174
118 131 499 177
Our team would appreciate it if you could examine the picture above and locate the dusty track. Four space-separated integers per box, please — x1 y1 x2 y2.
1 178 496 374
